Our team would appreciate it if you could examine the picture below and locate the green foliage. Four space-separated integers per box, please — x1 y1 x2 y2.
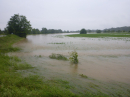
79 74 88 78
80 29 87 34
49 53 68 60
96 30 101 33
69 51 78 64
29 27 63 34
34 55 42 58
0 29 2 34
7 14 31 38
41 27 48 34
117 30 121 33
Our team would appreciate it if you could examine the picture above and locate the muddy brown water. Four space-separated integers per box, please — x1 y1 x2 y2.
10 33 130 85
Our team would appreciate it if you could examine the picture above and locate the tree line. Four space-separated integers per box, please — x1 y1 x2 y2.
1 14 130 37
1 14 69 38
29 28 63 34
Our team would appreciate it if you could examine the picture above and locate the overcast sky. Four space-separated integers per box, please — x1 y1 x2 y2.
0 0 130 31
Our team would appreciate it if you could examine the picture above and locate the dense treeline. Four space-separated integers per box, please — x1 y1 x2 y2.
85 26 130 33
103 26 130 33
29 28 63 34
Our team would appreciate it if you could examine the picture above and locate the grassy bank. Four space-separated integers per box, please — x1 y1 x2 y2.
0 35 78 97
66 33 130 38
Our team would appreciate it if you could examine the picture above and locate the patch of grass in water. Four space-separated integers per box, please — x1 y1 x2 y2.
34 55 42 58
48 42 65 44
49 53 68 60
101 55 118 58
79 74 88 78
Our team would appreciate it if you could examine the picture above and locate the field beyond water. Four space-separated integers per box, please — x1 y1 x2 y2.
66 33 130 38
1 34 130 97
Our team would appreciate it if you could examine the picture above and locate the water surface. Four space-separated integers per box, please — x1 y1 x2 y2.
11 33 130 84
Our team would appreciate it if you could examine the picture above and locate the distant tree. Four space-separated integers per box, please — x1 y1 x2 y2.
41 28 47 34
96 30 101 33
4 28 8 34
88 29 91 33
103 30 106 33
80 29 87 34
117 30 121 33
108 30 110 33
129 31 130 33
0 29 1 34
112 30 115 33
7 14 31 38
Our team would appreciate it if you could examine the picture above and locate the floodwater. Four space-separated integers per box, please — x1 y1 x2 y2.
11 33 130 84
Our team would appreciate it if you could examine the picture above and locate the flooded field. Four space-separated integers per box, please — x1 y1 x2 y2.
9 33 130 95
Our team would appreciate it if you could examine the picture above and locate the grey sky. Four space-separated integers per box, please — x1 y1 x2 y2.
0 0 130 31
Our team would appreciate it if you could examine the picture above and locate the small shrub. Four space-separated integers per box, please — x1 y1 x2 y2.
69 51 78 64
49 53 68 60
80 28 87 34
79 74 88 78
39 55 42 57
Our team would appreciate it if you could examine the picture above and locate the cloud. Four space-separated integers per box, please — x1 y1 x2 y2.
0 0 130 30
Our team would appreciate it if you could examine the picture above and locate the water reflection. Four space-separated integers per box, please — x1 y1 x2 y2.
70 63 78 74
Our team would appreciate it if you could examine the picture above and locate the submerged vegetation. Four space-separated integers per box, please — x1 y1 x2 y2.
79 74 88 78
48 42 65 44
49 51 78 64
49 53 68 60
69 51 78 64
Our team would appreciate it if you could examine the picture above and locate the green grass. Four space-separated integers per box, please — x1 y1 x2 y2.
66 33 130 38
0 35 23 53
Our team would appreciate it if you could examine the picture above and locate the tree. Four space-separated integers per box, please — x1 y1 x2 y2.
41 28 47 34
88 29 91 33
96 30 101 33
0 29 1 34
7 14 31 38
80 29 87 34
